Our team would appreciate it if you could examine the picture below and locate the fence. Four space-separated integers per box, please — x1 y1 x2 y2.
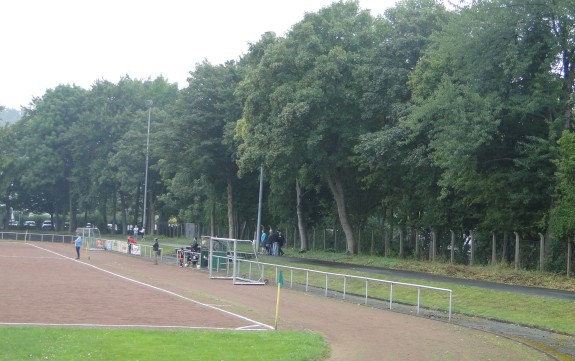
0 231 163 262
0 231 74 243
210 255 453 321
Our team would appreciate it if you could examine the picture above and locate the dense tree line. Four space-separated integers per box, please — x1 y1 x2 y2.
1 0 574 274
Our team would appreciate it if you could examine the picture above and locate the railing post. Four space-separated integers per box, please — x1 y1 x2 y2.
365 279 368 305
417 288 421 315
390 283 393 310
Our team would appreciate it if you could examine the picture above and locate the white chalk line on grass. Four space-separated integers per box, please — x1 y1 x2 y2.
23 243 274 331
0 322 266 331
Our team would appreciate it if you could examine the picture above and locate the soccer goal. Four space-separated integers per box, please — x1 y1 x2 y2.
206 236 266 285
76 227 105 252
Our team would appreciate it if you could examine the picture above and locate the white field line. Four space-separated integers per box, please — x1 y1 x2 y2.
23 243 274 331
0 322 267 331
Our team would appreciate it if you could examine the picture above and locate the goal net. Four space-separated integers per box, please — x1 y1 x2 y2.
205 236 266 285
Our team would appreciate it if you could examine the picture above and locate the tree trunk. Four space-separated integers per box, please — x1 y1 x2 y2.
567 238 572 277
538 232 545 272
386 209 393 257
415 229 420 259
210 200 216 237
120 192 127 236
491 232 497 266
502 231 509 264
514 232 521 270
112 186 118 234
69 186 76 232
227 173 234 238
149 189 155 237
469 231 475 266
399 228 404 259
134 185 140 226
326 171 356 254
431 230 436 262
371 230 375 256
450 230 455 264
295 178 308 251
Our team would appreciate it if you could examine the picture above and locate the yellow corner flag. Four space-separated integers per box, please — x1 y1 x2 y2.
274 271 284 330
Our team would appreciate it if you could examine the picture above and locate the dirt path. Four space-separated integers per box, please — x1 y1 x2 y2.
0 242 555 360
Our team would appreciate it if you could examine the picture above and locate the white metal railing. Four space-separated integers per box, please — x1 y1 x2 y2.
211 255 452 321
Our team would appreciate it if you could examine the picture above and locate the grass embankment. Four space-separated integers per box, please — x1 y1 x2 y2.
276 249 575 335
0 328 327 361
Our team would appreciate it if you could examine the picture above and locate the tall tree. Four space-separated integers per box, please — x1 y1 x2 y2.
161 61 243 238
238 1 378 253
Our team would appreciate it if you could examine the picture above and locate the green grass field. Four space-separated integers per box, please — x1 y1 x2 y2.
0 328 328 361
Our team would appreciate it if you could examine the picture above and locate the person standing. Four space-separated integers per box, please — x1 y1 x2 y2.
74 232 83 260
133 225 139 240
268 229 278 256
153 238 160 265
277 230 286 256
178 247 185 267
260 227 268 254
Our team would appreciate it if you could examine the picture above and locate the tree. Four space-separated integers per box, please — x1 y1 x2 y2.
238 1 379 253
161 61 243 238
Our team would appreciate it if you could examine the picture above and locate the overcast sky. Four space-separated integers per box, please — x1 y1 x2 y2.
1 0 398 110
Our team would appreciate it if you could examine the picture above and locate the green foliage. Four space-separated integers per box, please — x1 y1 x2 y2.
551 131 575 239
2 0 574 271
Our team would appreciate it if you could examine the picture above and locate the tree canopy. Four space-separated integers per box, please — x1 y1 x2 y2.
1 0 574 272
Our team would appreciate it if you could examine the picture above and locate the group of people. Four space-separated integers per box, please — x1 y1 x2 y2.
178 239 201 267
260 227 286 256
73 232 161 262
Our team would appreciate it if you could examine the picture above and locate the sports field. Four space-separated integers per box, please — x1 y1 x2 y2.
0 241 554 360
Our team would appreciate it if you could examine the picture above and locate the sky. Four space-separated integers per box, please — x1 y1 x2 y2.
1 0 399 110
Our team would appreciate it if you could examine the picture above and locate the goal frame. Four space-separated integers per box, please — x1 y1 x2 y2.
76 227 104 252
206 236 266 285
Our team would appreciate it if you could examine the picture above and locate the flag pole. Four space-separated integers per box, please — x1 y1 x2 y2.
274 270 284 330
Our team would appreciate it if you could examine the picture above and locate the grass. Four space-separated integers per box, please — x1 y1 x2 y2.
271 249 575 334
293 249 575 291
0 328 328 361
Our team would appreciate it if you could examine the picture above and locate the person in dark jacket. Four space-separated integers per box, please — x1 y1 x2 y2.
276 230 286 256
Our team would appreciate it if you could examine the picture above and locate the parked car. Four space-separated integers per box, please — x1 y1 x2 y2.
41 220 53 230
8 220 19 227
24 221 36 228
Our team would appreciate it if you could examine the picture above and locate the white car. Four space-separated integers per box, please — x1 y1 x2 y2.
41 220 53 230
24 221 36 228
